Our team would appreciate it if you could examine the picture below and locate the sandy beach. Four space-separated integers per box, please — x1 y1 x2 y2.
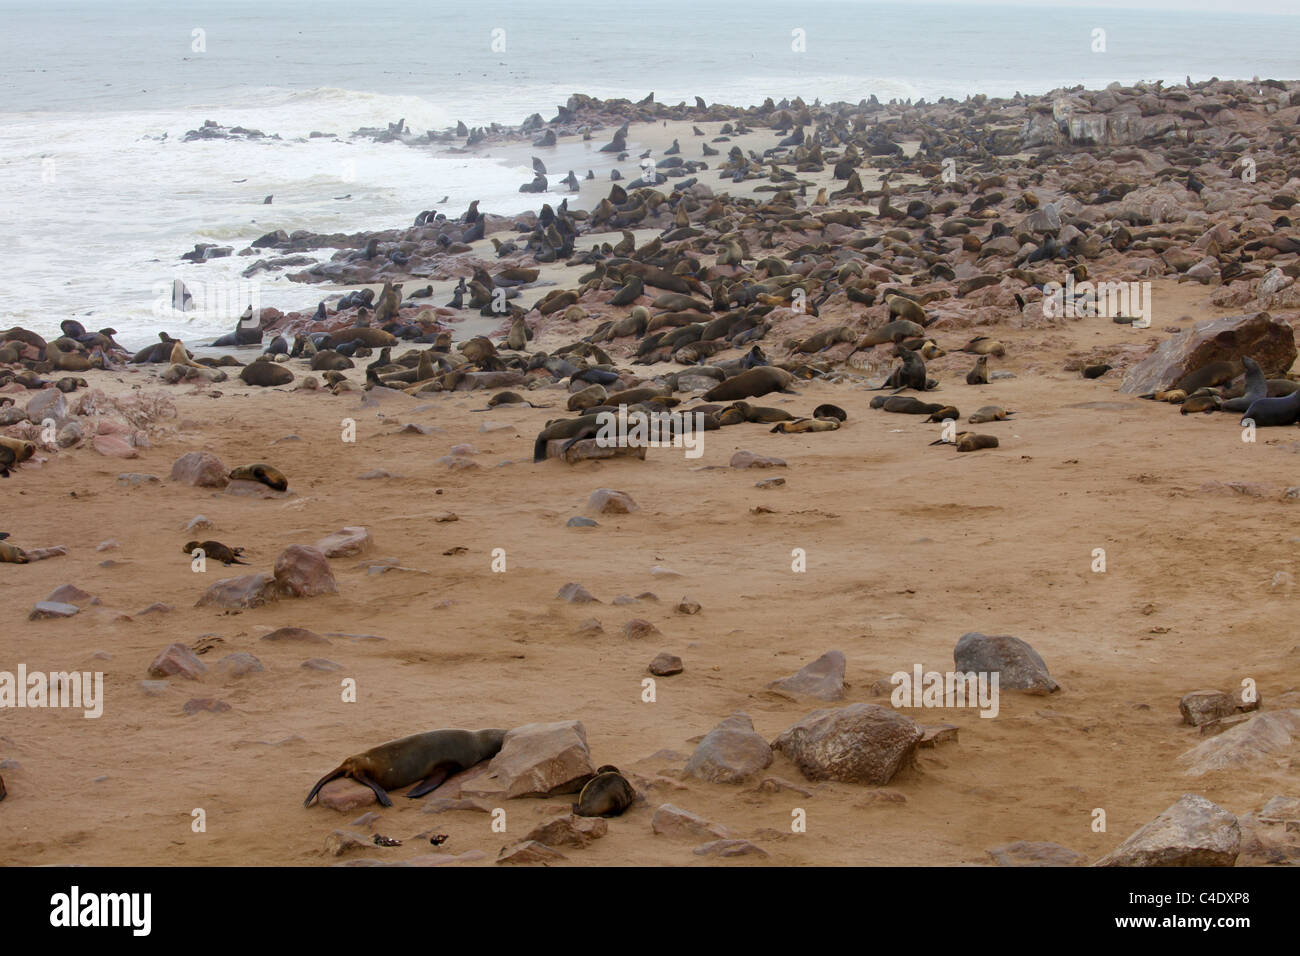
4 80 1300 867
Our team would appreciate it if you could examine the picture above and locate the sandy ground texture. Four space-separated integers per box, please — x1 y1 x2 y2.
3 273 1299 867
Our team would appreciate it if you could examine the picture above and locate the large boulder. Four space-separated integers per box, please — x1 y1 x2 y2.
684 713 773 784
462 720 595 799
1095 793 1240 867
772 703 922 784
953 632 1059 695
1119 312 1296 394
1177 710 1300 777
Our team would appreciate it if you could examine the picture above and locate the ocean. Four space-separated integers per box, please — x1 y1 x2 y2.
1 0 1295 347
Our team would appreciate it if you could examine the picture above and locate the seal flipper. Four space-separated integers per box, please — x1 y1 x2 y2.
353 770 393 807
404 763 455 799
304 764 348 807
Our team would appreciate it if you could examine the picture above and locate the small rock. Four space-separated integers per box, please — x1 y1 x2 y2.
756 477 786 488
216 652 264 678
196 572 279 609
769 650 845 701
989 841 1085 867
317 778 377 811
622 619 660 639
273 545 337 598
556 582 599 603
587 488 638 514
566 516 598 528
773 703 922 785
137 680 171 696
649 652 683 676
676 597 702 615
651 804 728 841
730 450 786 468
522 813 608 848
29 601 79 621
45 584 95 605
147 643 206 680
694 839 768 858
184 515 214 532
117 472 159 486
497 841 567 865
302 658 342 671
323 829 372 857
685 712 773 784
463 720 595 799
261 626 330 644
313 526 372 558
182 697 231 715
1179 689 1248 726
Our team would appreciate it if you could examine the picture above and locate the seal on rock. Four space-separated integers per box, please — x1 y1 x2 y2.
304 728 507 807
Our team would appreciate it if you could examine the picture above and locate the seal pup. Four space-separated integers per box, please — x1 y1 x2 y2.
812 404 847 422
304 728 507 807
930 432 1000 452
573 766 635 818
771 418 840 433
966 355 990 385
228 464 288 491
968 405 1013 423
183 540 247 566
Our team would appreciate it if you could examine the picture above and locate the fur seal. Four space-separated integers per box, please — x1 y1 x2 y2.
0 539 28 562
857 319 925 347
568 384 609 412
533 413 604 462
304 728 507 807
771 417 840 433
228 464 287 491
968 405 1013 423
702 366 795 401
870 395 943 415
240 358 294 387
183 540 247 565
962 336 1005 357
0 437 36 464
720 401 795 424
0 446 14 479
1242 389 1300 427
931 432 1000 452
966 355 990 385
923 405 961 422
813 404 847 422
573 767 635 817
1219 357 1266 413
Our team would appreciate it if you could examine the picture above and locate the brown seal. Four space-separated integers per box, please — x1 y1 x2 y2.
962 336 1005 356
0 539 27 563
0 437 36 463
968 405 1013 423
533 413 605 461
771 418 840 433
870 395 943 415
241 358 295 386
573 766 636 818
703 366 795 402
183 540 248 566
720 401 795 424
228 464 287 491
966 355 990 385
931 432 1000 452
304 728 507 807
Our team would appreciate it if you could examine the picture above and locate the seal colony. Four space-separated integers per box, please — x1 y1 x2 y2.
4 78 1300 866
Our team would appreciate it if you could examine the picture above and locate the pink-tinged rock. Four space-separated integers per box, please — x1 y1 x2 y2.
169 451 229 488
769 650 846 701
497 841 567 865
988 841 1085 866
26 389 68 426
45 584 96 606
622 619 660 639
323 829 372 856
651 804 728 841
195 572 279 609
730 450 786 468
217 652 264 678
1120 312 1297 394
147 643 206 680
313 526 372 558
137 603 173 616
522 813 608 848
261 626 330 645
463 720 595 799
548 438 645 462
1180 689 1248 726
685 712 773 784
29 601 79 621
92 434 138 458
649 652 683 676
694 839 768 858
274 546 337 598
23 546 68 561
182 697 231 716
318 778 377 812
773 703 923 785
586 488 639 514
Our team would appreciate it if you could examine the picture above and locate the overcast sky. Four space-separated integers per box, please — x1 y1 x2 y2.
929 0 1296 11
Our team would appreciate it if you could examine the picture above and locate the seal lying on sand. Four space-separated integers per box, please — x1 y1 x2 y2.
304 728 506 807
